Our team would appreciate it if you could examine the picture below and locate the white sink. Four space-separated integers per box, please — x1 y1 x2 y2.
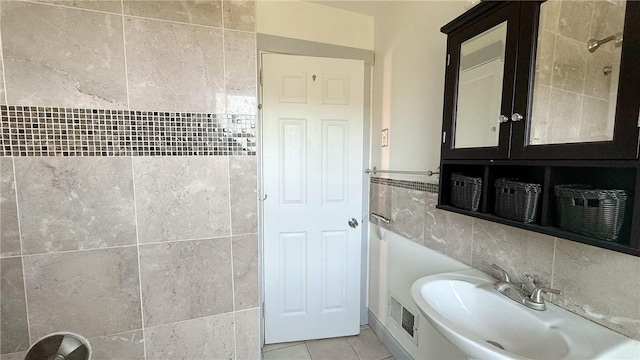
410 269 640 360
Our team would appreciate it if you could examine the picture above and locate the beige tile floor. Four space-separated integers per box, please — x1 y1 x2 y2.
262 326 394 360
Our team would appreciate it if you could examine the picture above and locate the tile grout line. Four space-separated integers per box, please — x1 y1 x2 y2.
346 336 363 360
143 307 257 332
123 13 255 34
11 157 32 346
18 0 253 35
129 156 147 360
121 0 131 112
227 161 239 359
223 3 239 356
20 0 122 16
0 6 9 106
17 231 256 258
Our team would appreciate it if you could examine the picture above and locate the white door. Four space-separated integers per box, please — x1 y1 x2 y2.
262 53 364 343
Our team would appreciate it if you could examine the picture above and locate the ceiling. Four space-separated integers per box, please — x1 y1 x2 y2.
306 0 395 17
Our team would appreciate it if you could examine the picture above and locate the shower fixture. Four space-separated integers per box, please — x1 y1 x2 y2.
588 33 623 53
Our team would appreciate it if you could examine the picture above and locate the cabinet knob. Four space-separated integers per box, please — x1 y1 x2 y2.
511 113 524 122
499 115 510 123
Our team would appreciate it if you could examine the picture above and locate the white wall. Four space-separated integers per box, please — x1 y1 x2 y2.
371 1 466 182
256 0 374 50
368 2 470 359
369 228 468 359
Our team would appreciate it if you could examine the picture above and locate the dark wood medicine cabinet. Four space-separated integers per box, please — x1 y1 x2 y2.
437 0 640 256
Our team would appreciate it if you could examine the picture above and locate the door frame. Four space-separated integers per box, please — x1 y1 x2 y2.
257 34 374 346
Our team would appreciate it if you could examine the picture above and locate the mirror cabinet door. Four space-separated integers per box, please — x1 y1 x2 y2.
442 2 520 160
511 0 640 160
529 0 625 146
454 21 507 149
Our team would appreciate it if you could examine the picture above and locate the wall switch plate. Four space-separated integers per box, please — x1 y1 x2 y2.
381 128 388 147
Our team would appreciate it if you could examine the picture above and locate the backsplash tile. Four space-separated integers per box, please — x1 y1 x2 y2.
224 30 257 115
144 313 235 360
423 192 473 266
23 246 142 340
391 186 426 244
2 1 128 109
370 177 640 340
472 219 555 286
230 155 258 234
14 157 137 254
123 0 223 27
88 330 145 360
223 0 255 32
35 0 123 14
124 16 225 114
0 0 259 354
232 234 259 310
0 158 20 257
0 352 26 360
133 156 231 243
235 309 260 360
368 182 391 227
552 240 640 339
0 105 256 157
0 257 30 354
371 176 438 193
139 238 233 327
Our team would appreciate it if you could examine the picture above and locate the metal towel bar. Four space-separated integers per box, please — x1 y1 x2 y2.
365 166 439 177
371 212 390 241
371 212 391 224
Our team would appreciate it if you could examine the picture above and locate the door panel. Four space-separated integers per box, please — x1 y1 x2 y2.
262 53 364 343
321 230 348 312
322 120 348 205
279 119 307 205
280 232 307 315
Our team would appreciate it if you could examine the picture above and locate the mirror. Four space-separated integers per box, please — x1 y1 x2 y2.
454 21 507 149
529 0 626 145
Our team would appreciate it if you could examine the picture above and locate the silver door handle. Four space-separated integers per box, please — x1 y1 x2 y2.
499 114 510 123
511 113 524 122
348 218 359 228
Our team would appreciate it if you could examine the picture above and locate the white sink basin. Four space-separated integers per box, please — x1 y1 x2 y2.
411 269 640 360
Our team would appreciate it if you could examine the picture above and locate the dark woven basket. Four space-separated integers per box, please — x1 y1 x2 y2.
555 185 627 241
494 178 542 224
451 173 482 212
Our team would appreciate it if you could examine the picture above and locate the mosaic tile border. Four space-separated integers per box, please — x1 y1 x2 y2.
0 105 256 157
371 176 439 194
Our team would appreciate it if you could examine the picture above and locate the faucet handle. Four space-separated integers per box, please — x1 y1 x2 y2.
529 287 562 304
491 264 512 283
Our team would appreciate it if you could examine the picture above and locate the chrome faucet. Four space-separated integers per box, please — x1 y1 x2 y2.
524 286 563 311
491 263 513 292
490 264 562 311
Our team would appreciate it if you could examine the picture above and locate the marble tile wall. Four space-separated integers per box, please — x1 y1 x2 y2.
370 178 640 341
0 0 256 116
530 0 625 145
1 155 260 359
0 1 259 359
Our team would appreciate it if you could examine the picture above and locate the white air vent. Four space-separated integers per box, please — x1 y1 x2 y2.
388 293 418 344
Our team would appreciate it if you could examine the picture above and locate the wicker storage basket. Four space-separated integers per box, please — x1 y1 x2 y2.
494 178 542 224
451 173 482 212
555 185 627 241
